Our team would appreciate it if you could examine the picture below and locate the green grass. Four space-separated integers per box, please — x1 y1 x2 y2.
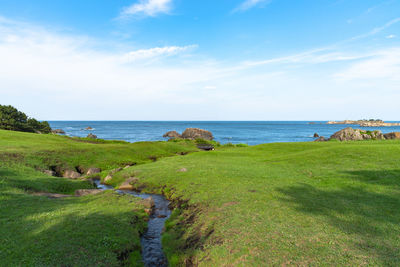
0 130 197 266
2 129 400 266
111 140 400 266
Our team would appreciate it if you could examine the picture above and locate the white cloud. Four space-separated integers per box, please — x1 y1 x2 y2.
123 45 197 62
1 17 400 120
334 48 400 81
120 0 172 18
233 0 272 13
387 34 396 39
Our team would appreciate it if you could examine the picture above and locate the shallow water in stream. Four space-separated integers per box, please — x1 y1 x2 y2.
94 180 171 267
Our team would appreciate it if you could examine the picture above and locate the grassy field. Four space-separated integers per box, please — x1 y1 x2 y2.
1 130 400 266
111 140 400 266
0 130 197 266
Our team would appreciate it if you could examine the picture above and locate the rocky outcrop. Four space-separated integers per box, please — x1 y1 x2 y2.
314 136 329 142
313 133 319 138
163 131 182 139
118 177 139 190
84 127 93 130
181 128 214 140
87 133 97 139
51 129 66 135
383 132 400 140
330 127 384 141
74 189 103 196
327 120 400 127
163 128 214 141
63 170 81 179
86 168 101 176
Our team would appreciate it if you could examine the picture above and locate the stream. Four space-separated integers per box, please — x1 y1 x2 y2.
94 180 171 267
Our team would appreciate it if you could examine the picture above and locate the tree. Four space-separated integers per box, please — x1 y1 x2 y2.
0 105 52 133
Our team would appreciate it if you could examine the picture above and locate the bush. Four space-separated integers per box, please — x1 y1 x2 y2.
0 105 52 133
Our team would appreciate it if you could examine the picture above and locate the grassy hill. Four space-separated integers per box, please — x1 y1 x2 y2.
0 130 197 266
1 129 400 266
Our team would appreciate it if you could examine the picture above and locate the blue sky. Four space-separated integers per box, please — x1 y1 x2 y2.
1 0 399 120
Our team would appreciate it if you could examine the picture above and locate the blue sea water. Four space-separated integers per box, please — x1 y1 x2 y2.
48 121 400 146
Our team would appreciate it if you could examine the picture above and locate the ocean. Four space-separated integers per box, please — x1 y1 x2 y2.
48 121 400 146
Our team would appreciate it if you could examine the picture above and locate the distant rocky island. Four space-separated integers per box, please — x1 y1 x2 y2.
327 119 400 127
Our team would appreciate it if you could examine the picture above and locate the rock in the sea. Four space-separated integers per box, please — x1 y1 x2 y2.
85 127 93 130
313 133 319 138
87 133 97 139
383 132 400 140
74 189 103 196
52 129 66 135
181 128 214 140
314 136 329 142
118 177 139 190
86 167 101 176
330 127 384 141
63 170 81 179
163 131 182 140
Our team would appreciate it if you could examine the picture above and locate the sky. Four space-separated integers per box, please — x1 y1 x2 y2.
0 0 399 120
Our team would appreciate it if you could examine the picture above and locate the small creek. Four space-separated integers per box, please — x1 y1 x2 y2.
94 180 171 267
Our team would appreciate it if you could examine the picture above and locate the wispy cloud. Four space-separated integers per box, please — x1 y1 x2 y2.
351 17 400 40
123 45 197 61
119 0 172 19
233 0 272 13
334 48 400 81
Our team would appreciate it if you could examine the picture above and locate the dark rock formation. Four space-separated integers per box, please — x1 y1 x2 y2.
52 129 65 134
87 133 97 139
181 128 214 140
313 133 319 138
330 127 384 141
163 131 182 140
383 132 400 140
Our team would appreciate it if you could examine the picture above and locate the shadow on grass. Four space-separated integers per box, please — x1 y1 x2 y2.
0 191 146 266
1 168 147 265
277 182 400 265
0 168 92 194
344 169 400 187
